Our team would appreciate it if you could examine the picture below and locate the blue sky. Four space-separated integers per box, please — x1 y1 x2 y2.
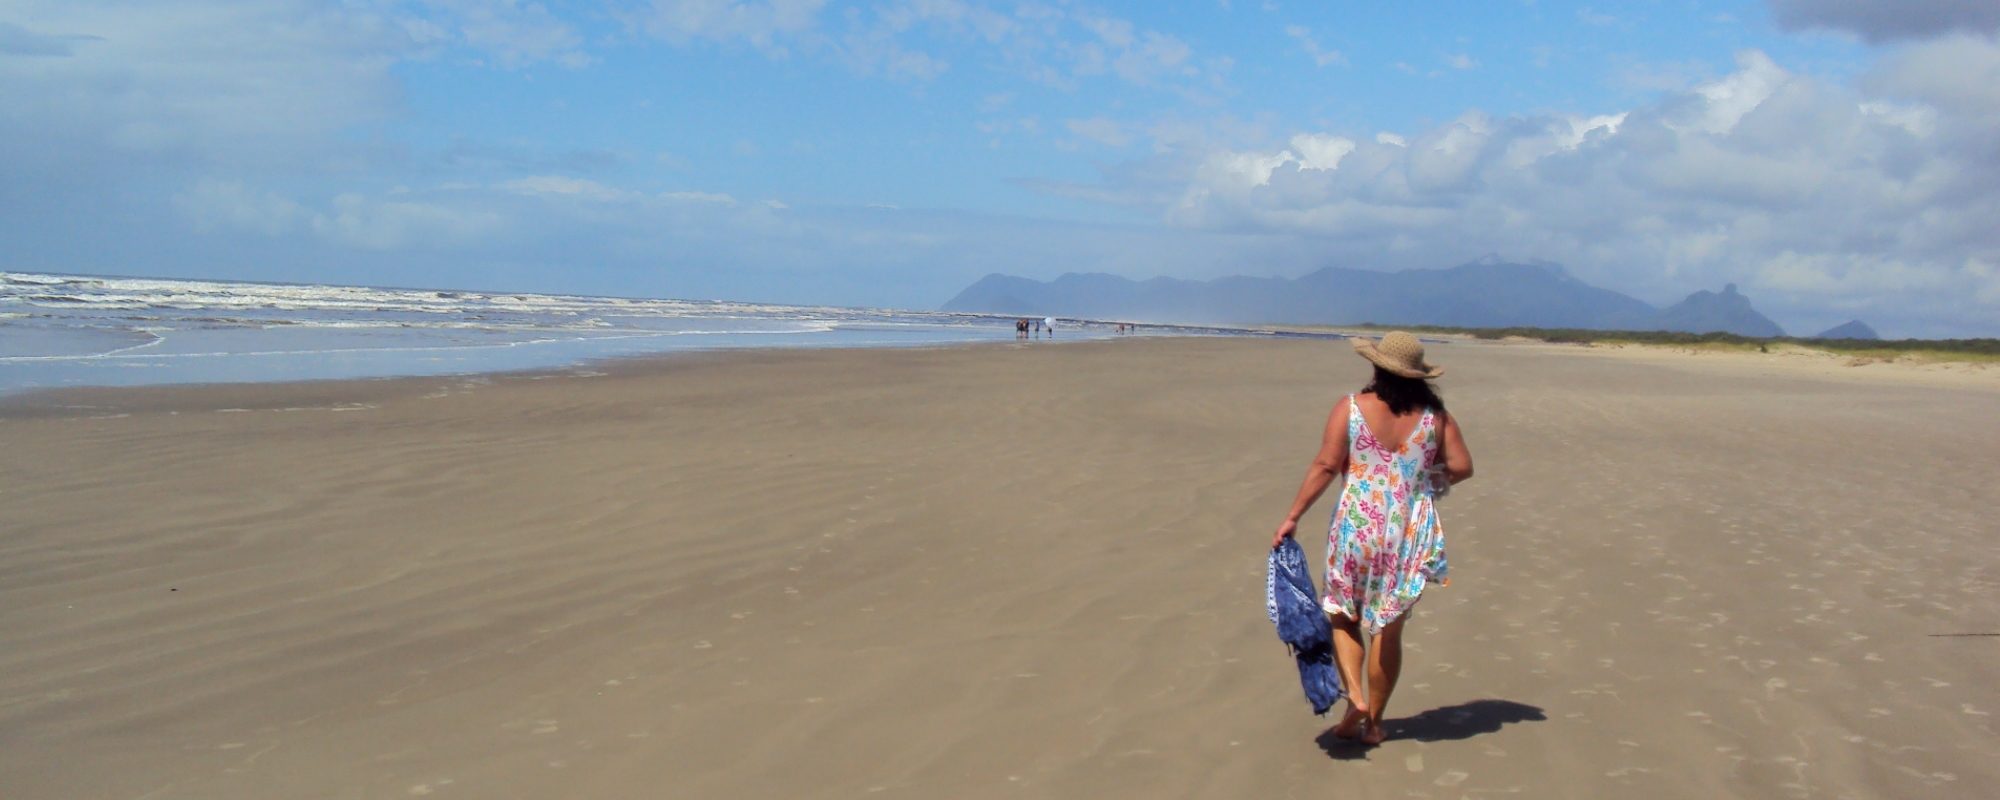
3 0 1998 336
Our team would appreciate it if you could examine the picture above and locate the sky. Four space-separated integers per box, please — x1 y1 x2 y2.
3 0 1998 337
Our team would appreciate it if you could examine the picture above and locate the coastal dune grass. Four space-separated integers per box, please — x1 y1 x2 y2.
1344 324 2000 363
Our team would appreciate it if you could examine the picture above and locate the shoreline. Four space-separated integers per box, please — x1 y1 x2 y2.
0 336 1098 418
9 325 1993 420
0 324 1365 415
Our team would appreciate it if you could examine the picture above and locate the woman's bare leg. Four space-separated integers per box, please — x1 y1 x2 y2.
1328 612 1369 737
1362 615 1408 744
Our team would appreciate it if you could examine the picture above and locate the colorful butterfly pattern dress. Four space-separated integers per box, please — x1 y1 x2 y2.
1323 395 1450 635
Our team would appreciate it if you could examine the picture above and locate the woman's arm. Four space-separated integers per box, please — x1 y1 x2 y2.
1272 398 1351 547
1439 411 1474 485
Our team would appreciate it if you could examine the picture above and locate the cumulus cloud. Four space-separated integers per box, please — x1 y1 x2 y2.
1135 48 2000 334
1769 0 2000 43
1863 33 2000 116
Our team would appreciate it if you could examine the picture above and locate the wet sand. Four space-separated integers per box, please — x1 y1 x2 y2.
2 337 1996 798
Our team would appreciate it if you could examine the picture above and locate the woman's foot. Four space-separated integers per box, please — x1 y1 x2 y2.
1358 722 1388 746
1333 701 1371 740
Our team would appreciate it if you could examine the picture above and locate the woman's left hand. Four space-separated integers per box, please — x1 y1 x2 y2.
1271 518 1297 549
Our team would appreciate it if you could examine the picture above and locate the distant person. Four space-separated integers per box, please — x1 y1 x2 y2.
1016 318 1028 339
1044 316 1056 338
1271 331 1473 746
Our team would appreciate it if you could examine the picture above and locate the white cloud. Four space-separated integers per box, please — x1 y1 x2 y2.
1671 50 1787 134
1110 31 1195 85
502 175 636 201
1289 133 1356 169
1124 48 2000 333
1863 33 2000 116
1172 132 1357 210
1074 12 1135 49
661 190 740 205
1445 52 1478 70
1554 113 1626 148
1284 24 1344 67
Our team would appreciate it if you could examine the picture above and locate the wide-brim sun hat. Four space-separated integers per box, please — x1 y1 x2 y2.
1352 331 1443 379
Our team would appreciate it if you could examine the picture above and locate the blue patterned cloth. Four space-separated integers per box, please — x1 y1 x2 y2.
1267 536 1344 715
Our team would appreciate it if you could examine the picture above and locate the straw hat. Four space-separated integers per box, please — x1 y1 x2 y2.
1351 331 1443 379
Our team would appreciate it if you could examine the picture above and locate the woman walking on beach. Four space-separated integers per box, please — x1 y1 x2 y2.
1272 332 1473 745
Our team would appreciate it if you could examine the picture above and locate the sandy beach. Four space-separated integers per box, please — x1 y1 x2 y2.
3 337 1996 799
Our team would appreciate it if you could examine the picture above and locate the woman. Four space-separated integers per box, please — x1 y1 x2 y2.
1271 331 1474 745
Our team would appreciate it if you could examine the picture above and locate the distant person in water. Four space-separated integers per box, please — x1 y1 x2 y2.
1044 317 1056 338
1271 331 1474 746
1016 318 1028 339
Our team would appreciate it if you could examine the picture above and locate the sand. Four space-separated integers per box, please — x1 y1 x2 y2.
3 337 1996 799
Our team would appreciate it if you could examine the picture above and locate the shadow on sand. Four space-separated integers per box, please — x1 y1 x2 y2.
1315 699 1546 760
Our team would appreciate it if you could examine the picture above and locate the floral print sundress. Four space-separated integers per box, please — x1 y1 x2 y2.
1323 395 1449 635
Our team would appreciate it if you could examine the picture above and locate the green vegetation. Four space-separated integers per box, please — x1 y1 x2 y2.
1341 323 2000 363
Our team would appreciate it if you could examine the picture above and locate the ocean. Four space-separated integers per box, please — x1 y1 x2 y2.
0 272 1132 395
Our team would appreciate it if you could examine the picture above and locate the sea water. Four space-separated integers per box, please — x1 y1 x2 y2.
0 272 1127 395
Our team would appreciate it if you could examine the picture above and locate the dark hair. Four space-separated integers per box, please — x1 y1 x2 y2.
1362 366 1445 415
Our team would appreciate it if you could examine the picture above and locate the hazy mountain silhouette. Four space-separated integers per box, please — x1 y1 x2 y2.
1812 320 1879 340
1653 283 1785 337
943 258 1788 336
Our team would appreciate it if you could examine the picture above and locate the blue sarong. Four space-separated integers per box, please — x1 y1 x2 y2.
1266 536 1343 715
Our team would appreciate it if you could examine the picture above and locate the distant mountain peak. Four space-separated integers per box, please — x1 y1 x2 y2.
1655 283 1783 337
1813 319 1879 340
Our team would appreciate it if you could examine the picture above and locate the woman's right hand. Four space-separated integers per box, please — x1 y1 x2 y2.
1271 518 1298 549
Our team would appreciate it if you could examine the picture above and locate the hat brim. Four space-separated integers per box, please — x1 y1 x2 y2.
1351 338 1444 379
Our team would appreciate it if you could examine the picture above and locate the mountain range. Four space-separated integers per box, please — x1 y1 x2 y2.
942 258 1817 338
